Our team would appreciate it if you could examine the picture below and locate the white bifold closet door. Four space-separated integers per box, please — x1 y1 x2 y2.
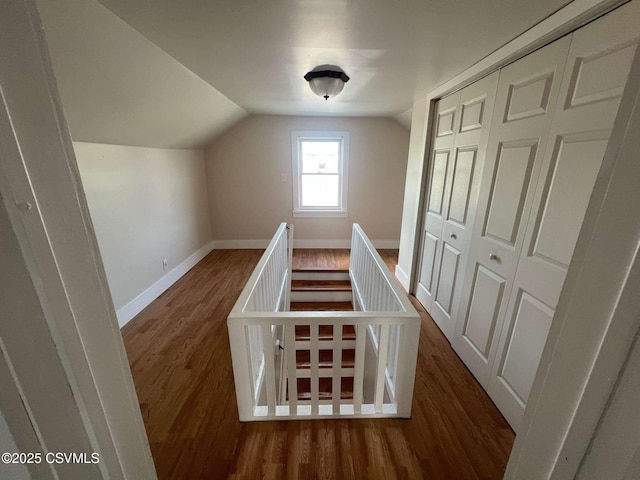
415 73 499 340
452 35 572 393
451 1 640 430
486 3 640 428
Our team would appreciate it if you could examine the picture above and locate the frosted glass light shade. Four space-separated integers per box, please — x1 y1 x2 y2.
309 77 345 100
304 69 350 100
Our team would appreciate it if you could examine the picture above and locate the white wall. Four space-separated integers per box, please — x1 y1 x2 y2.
74 142 213 320
205 115 409 246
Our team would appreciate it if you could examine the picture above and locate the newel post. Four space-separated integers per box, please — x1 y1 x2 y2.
227 319 254 421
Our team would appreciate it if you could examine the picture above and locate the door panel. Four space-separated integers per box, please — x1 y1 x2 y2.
425 72 500 340
452 36 571 386
483 141 537 247
415 94 460 312
497 290 554 405
530 133 609 268
460 96 485 132
417 232 438 294
436 107 456 137
504 71 555 122
427 150 450 215
434 243 461 315
447 147 476 226
461 264 506 360
566 42 636 108
488 1 640 430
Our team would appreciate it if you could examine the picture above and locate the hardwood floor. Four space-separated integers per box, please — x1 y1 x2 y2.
121 249 514 479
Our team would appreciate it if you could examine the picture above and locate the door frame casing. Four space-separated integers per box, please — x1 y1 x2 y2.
0 1 156 478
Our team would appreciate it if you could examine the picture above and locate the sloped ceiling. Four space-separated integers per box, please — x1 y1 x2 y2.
97 0 571 117
38 0 572 148
37 0 247 149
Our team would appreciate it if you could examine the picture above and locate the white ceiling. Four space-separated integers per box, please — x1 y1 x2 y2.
38 0 574 148
97 0 571 117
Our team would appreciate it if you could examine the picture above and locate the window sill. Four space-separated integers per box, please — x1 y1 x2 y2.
293 210 348 218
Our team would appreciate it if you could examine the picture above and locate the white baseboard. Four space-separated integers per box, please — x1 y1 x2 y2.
116 240 215 328
395 264 410 292
213 239 400 249
295 239 350 248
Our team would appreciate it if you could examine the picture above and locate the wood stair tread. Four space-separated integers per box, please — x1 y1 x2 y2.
288 377 354 401
295 324 356 341
290 301 353 312
291 279 352 291
296 349 355 369
292 267 349 274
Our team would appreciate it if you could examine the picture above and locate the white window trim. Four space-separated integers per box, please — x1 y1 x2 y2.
291 130 349 217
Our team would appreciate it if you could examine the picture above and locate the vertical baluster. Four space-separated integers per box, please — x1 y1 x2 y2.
266 262 272 309
353 324 366 414
387 325 397 390
391 324 400 389
375 273 382 311
350 236 360 271
359 240 365 288
370 265 376 310
268 270 273 309
381 288 388 312
272 257 276 307
369 256 376 308
271 260 276 308
374 324 390 413
285 324 298 417
362 255 370 310
263 265 269 310
257 279 263 311
277 249 282 308
364 257 371 310
356 238 361 279
262 324 277 415
384 288 390 312
262 276 268 311
286 224 294 312
332 322 343 415
250 326 262 396
275 247 281 306
353 241 360 299
274 248 280 310
310 323 319 416
365 248 370 305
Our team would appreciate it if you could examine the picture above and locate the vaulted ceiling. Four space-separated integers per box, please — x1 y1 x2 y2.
38 0 572 148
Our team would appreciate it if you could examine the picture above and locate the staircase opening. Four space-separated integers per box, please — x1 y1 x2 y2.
228 223 421 421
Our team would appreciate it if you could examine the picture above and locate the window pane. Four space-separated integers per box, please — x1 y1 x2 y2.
301 175 339 207
301 140 340 174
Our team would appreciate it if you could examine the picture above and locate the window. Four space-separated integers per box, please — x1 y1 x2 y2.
292 131 349 217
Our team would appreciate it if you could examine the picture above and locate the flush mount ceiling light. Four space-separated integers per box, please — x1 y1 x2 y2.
304 66 350 100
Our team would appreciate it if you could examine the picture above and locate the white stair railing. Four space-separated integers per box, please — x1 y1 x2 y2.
227 223 421 421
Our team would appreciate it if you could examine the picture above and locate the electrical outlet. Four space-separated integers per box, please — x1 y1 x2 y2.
162 258 168 271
